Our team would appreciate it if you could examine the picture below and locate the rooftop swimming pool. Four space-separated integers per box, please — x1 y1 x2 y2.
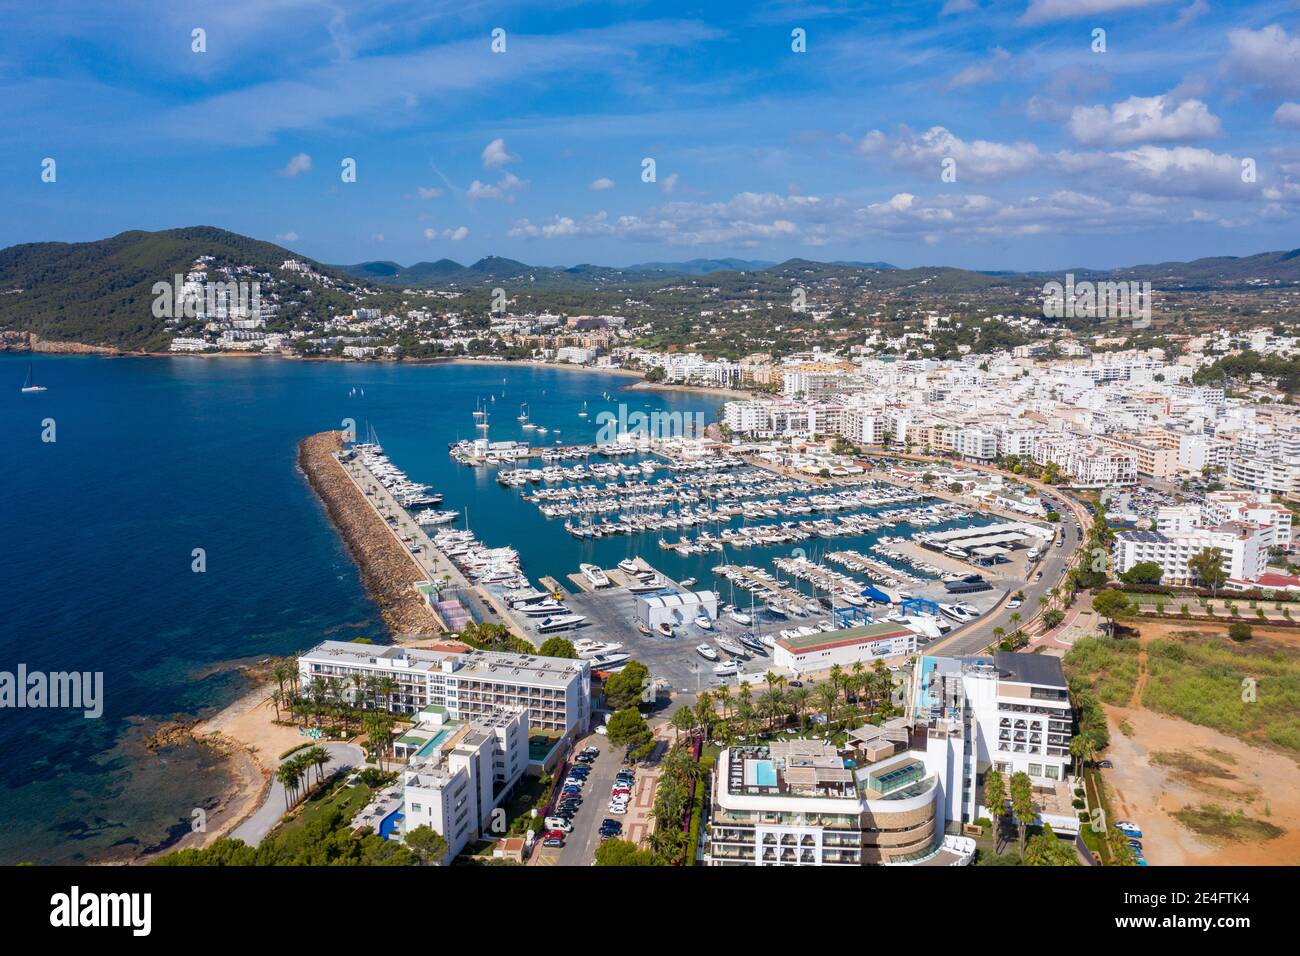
416 729 449 758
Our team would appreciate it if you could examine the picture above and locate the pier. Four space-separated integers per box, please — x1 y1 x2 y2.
298 431 442 637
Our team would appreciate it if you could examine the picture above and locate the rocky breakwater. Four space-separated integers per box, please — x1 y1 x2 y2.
298 430 441 636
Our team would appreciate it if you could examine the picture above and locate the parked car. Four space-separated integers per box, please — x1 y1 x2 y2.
544 817 574 832
1126 839 1142 851
594 725 608 735
543 837 564 848
788 680 803 688
601 818 623 831
1116 822 1142 838
1097 759 1114 769
607 803 628 814
1006 598 1023 609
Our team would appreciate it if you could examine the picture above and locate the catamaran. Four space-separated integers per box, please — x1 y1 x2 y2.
20 363 46 393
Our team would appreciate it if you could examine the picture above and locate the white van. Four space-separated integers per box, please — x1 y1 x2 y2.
544 817 574 832
1026 548 1041 561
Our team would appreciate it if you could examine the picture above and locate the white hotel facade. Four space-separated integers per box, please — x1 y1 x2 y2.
298 641 591 742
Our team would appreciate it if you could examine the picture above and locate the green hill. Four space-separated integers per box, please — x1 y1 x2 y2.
0 226 351 350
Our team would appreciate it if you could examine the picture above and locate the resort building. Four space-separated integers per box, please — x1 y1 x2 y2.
772 621 917 675
298 641 591 750
705 652 1077 866
913 653 1080 833
399 705 529 863
706 732 975 867
1112 522 1268 585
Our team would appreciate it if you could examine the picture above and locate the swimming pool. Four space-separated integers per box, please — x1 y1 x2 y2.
416 730 449 758
745 759 778 788
378 808 404 841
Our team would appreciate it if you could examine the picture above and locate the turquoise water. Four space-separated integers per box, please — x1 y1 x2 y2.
415 729 450 758
0 354 714 864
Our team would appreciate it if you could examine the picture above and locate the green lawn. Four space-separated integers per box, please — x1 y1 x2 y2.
271 775 374 837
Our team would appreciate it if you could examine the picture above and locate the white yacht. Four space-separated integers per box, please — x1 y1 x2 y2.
588 651 631 669
618 559 640 574
694 614 713 630
534 614 586 633
695 643 718 661
580 564 612 589
729 610 752 626
712 660 740 677
573 639 623 658
717 636 748 658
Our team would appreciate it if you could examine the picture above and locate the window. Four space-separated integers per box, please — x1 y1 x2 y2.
1028 763 1042 777
411 803 422 813
1044 766 1059 780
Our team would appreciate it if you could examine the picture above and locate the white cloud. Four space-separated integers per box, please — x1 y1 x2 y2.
481 137 518 169
467 171 527 201
1020 0 1176 25
1055 144 1256 199
1275 103 1300 129
1221 24 1300 97
275 231 299 242
1172 0 1208 30
416 186 443 199
858 126 1042 180
372 233 385 242
277 153 311 177
424 226 469 240
660 172 679 194
589 177 616 190
1067 94 1221 146
946 48 1011 90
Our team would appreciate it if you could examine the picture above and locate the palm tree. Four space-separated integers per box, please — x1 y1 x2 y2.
758 689 785 732
736 699 756 738
829 664 846 702
786 686 811 730
275 763 300 809
267 689 283 722
815 683 838 735
714 684 732 720
670 707 696 742
307 745 331 785
375 676 398 713
1069 735 1097 776
983 766 1007 847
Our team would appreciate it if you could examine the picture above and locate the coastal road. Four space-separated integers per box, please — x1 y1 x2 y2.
230 742 366 847
544 734 621 866
932 511 1083 656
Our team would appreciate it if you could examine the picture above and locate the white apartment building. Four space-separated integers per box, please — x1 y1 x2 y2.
1032 434 1138 486
954 427 997 461
1201 491 1292 549
1112 523 1268 585
1226 455 1300 498
400 706 528 862
298 641 591 742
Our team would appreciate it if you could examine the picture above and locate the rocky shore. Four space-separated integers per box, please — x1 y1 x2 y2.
0 330 128 353
297 430 441 636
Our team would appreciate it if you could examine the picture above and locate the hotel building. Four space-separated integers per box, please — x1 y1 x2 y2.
298 641 591 743
704 652 1074 866
399 705 529 862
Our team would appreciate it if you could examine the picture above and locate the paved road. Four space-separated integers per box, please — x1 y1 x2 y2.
548 734 624 865
230 742 366 847
932 509 1084 656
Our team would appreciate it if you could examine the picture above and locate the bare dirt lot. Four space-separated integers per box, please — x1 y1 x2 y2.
1102 703 1299 865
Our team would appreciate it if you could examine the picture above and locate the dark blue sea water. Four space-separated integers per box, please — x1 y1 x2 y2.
0 354 717 864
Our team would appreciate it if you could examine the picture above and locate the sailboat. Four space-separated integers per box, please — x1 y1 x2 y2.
517 402 529 423
578 401 588 418
20 364 46 393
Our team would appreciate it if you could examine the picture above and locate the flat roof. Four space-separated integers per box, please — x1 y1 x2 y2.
300 640 587 689
994 651 1067 689
777 621 913 654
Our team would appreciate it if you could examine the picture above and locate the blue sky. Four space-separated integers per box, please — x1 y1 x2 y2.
4 0 1300 270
